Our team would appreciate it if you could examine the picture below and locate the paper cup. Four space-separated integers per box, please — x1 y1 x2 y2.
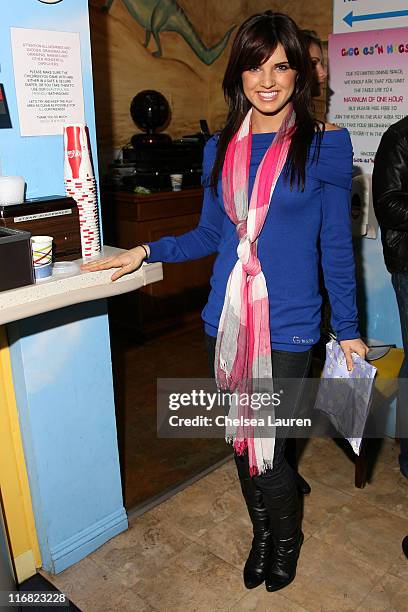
31 235 53 266
63 124 94 180
34 262 53 280
170 173 183 191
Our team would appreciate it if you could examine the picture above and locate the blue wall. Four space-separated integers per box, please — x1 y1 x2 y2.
355 235 402 346
1 0 127 573
1 1 100 201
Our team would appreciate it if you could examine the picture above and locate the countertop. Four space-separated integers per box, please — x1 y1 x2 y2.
0 246 163 325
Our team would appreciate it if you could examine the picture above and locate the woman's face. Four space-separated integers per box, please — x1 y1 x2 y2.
309 42 326 97
241 43 297 130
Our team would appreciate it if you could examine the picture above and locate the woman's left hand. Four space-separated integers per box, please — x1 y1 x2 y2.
339 338 369 371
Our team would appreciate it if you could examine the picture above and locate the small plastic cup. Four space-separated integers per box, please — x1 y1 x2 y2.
52 261 80 276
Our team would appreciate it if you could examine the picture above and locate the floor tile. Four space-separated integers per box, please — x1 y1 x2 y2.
279 537 384 611
41 558 155 612
313 497 407 573
387 547 408 581
357 462 408 519
197 509 252 570
149 478 243 541
233 588 308 611
298 438 359 496
216 457 237 477
301 477 352 538
356 573 408 611
135 541 247 612
297 436 330 462
375 437 400 466
88 511 193 586
199 456 237 495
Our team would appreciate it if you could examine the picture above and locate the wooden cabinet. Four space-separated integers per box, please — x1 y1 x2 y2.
102 188 215 334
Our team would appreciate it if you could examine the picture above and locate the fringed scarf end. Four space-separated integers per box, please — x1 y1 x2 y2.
256 460 274 476
233 439 248 456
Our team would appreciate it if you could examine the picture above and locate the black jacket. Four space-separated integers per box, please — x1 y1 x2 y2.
373 116 408 273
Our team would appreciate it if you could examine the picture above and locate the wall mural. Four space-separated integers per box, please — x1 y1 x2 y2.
102 0 236 65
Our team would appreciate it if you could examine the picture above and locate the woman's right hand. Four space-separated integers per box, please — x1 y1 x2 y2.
80 246 147 281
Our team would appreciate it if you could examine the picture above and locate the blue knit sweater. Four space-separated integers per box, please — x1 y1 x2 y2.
147 129 359 351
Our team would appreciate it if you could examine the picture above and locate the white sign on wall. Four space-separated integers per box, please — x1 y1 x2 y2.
329 26 408 170
334 0 408 34
10 28 84 136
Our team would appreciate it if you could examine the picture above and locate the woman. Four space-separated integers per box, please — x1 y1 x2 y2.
82 11 367 593
302 29 327 98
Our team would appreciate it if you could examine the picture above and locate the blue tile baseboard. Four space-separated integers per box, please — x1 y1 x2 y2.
48 508 128 574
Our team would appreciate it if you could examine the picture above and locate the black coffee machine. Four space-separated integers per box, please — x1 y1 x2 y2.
109 90 210 190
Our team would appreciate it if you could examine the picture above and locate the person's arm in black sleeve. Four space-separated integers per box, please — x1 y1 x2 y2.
373 128 408 230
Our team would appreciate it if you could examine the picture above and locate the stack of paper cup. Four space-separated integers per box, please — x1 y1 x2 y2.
63 124 101 258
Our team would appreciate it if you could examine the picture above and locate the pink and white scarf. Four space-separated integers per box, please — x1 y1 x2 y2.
215 105 295 475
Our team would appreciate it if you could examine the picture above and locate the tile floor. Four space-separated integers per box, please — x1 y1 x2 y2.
43 437 408 611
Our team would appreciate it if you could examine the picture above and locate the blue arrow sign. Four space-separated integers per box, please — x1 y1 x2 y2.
344 9 408 28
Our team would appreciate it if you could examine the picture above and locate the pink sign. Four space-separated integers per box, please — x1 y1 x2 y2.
328 27 408 172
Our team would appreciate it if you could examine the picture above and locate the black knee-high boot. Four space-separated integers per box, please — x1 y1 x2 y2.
235 454 273 589
255 462 303 592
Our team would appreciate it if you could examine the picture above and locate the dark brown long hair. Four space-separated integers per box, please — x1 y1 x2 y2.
210 11 322 192
302 29 323 52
